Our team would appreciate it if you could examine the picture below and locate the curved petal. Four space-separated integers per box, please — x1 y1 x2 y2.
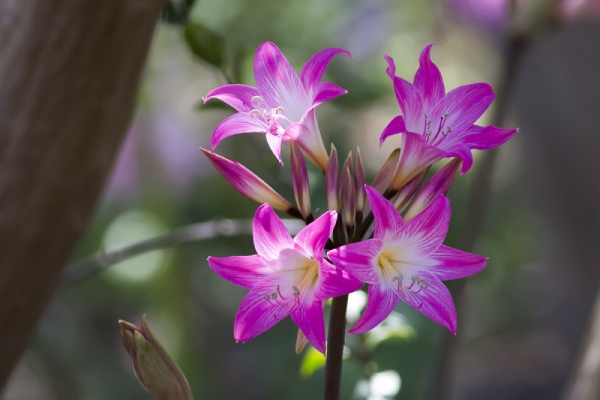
461 124 519 151
266 133 284 165
420 245 486 281
429 83 495 138
384 55 423 132
393 195 450 261
289 110 329 171
210 113 266 149
253 203 294 259
390 132 443 189
327 239 383 284
314 259 363 300
312 82 348 106
234 282 296 342
204 84 260 112
349 284 399 334
413 43 445 110
254 42 309 120
396 271 457 334
438 143 474 174
379 115 406 146
207 255 272 289
291 301 326 354
365 186 405 240
301 47 352 97
294 210 337 257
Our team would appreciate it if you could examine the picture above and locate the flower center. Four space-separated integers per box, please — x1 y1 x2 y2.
378 251 429 308
262 255 319 313
250 96 293 136
423 111 452 146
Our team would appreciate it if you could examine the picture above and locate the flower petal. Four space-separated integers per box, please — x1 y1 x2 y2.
300 47 351 98
210 113 266 149
420 245 486 281
460 124 519 151
438 143 474 174
379 115 406 146
254 42 309 121
315 259 363 300
312 82 348 106
234 282 296 342
204 84 260 112
289 110 329 171
396 271 457 334
253 203 294 259
291 301 326 354
349 284 399 334
328 239 383 284
413 43 445 110
207 255 272 289
365 186 405 240
390 132 443 190
266 133 284 165
295 210 336 257
384 55 423 133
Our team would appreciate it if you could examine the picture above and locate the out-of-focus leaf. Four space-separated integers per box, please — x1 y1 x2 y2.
162 0 197 25
184 21 225 68
299 346 326 378
364 311 415 351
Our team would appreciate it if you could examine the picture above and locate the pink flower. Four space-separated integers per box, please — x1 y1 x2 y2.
207 204 361 353
204 42 351 171
380 44 517 189
327 186 486 334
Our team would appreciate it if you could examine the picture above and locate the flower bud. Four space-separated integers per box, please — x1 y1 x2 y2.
372 148 400 193
355 148 366 215
290 140 312 220
201 148 296 214
119 316 194 400
325 145 339 211
296 328 309 354
392 166 429 213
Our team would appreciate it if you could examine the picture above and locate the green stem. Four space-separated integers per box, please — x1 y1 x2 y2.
324 295 349 400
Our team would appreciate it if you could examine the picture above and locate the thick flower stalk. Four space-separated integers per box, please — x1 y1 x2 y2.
207 204 361 354
328 186 486 334
381 44 518 189
204 42 351 170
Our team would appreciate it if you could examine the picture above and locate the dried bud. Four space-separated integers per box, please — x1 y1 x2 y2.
290 140 312 220
119 316 194 400
325 145 339 211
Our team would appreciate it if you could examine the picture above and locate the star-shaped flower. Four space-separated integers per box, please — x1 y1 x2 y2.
208 204 361 353
327 186 486 334
204 42 351 170
380 44 518 188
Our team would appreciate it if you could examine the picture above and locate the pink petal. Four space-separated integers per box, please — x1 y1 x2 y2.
348 284 399 334
266 133 284 165
438 143 474 174
289 110 329 171
203 84 260 112
234 282 296 342
429 83 495 139
461 124 519 151
291 301 326 354
253 204 294 259
413 43 445 110
294 211 337 257
328 240 383 284
364 186 405 240
420 245 486 281
210 113 266 149
384 55 423 133
396 271 457 334
315 259 363 300
379 115 406 146
312 82 348 106
390 132 443 189
207 255 272 289
300 47 352 97
254 42 309 120
393 195 450 261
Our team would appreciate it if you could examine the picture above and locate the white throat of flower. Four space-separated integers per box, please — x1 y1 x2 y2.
377 249 429 308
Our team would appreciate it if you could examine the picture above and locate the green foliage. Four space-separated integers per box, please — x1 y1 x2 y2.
184 21 225 68
299 347 327 378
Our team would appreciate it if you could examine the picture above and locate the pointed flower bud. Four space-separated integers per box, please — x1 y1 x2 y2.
391 166 430 212
201 148 296 214
404 158 461 221
119 316 194 400
355 148 366 215
325 145 339 211
372 148 400 193
290 140 312 220
340 165 356 239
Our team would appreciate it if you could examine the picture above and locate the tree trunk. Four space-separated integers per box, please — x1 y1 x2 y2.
0 0 163 391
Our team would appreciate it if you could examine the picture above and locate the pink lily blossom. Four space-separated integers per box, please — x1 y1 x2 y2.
327 186 486 334
204 42 351 171
207 204 361 354
380 44 518 189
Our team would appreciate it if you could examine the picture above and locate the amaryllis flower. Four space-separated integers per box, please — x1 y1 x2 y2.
207 204 361 353
327 186 486 334
380 44 517 189
204 42 351 171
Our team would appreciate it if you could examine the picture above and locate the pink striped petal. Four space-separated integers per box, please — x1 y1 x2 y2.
421 245 486 281
210 113 266 149
300 47 352 97
384 55 423 132
291 301 326 354
294 211 337 257
390 132 443 190
313 82 348 106
204 84 260 112
437 143 474 174
253 204 294 259
413 43 445 110
291 110 329 171
207 255 272 289
327 239 382 284
349 284 399 334
461 125 519 150
365 186 405 240
379 115 406 146
315 259 363 300
266 133 284 165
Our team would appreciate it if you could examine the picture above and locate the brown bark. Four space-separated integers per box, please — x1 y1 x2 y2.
0 0 163 390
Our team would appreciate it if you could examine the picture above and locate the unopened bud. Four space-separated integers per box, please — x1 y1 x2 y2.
290 140 312 220
326 145 339 211
372 148 400 193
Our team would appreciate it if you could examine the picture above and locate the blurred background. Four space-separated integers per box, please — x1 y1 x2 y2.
4 0 600 399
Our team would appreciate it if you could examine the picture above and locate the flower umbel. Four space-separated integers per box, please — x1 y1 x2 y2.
207 204 361 354
381 44 518 189
204 42 351 170
328 186 486 334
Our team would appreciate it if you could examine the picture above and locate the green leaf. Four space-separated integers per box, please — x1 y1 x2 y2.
299 347 326 378
184 22 225 68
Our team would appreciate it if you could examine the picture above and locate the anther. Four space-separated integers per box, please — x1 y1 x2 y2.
251 96 263 105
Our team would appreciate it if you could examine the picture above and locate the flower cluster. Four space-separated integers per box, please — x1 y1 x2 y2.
203 42 517 354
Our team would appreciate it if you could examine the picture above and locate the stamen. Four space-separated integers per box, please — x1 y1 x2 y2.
251 96 263 105
250 109 262 117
